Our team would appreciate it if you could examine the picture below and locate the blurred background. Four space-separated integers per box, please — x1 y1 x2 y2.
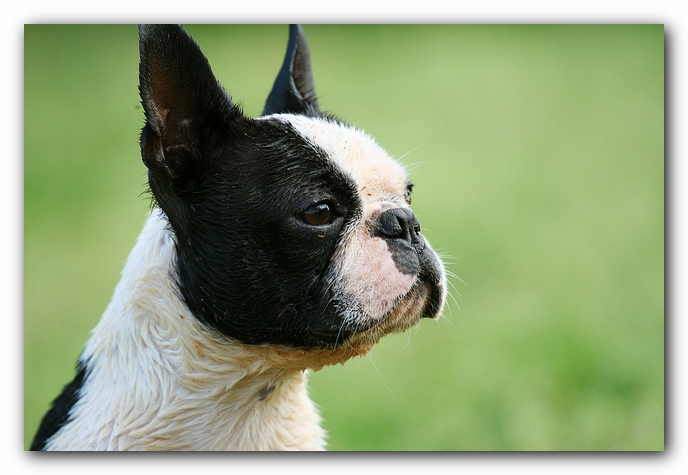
24 24 663 451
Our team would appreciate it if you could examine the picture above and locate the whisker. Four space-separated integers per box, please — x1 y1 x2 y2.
404 161 434 172
334 320 346 347
397 142 430 165
436 252 459 263
445 270 467 289
404 332 412 351
445 281 462 313
368 349 394 394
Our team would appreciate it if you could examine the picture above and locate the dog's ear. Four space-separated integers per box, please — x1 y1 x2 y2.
138 24 238 191
263 24 320 116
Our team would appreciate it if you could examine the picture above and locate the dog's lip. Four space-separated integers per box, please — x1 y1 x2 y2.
376 278 438 324
307 274 444 349
419 274 444 320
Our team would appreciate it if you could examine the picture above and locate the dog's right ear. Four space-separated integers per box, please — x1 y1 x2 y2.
138 24 238 195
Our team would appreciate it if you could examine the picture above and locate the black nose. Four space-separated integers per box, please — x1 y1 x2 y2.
378 208 423 249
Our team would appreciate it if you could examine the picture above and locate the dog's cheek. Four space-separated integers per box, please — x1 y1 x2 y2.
336 231 416 321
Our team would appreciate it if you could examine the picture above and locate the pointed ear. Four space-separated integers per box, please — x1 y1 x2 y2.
263 24 320 116
138 24 238 187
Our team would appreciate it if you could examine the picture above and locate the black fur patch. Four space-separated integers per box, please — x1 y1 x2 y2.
169 118 363 348
258 385 276 401
30 359 89 450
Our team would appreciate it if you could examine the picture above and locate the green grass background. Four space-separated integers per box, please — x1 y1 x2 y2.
24 24 664 451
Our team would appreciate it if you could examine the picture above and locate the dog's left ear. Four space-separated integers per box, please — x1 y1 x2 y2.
263 24 320 116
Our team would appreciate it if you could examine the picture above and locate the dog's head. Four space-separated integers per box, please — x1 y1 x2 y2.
138 25 446 356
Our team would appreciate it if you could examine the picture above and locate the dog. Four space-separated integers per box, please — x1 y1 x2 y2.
30 24 446 451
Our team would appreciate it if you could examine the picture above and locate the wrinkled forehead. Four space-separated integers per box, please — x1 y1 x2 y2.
263 114 409 204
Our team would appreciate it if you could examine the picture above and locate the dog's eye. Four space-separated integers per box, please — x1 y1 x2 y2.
405 182 414 205
299 203 334 226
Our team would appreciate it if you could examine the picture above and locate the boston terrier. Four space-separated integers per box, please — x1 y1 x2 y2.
31 24 446 451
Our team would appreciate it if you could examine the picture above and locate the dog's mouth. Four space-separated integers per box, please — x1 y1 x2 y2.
418 267 446 320
317 276 443 349
374 278 442 332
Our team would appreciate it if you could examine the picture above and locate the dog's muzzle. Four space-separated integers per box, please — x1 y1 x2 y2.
374 207 445 319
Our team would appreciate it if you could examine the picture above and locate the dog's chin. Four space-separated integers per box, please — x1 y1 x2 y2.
260 280 439 371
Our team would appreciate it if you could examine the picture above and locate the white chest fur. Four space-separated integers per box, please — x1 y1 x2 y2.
44 210 326 451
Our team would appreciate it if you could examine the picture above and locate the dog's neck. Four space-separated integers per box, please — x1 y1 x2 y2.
45 210 326 450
